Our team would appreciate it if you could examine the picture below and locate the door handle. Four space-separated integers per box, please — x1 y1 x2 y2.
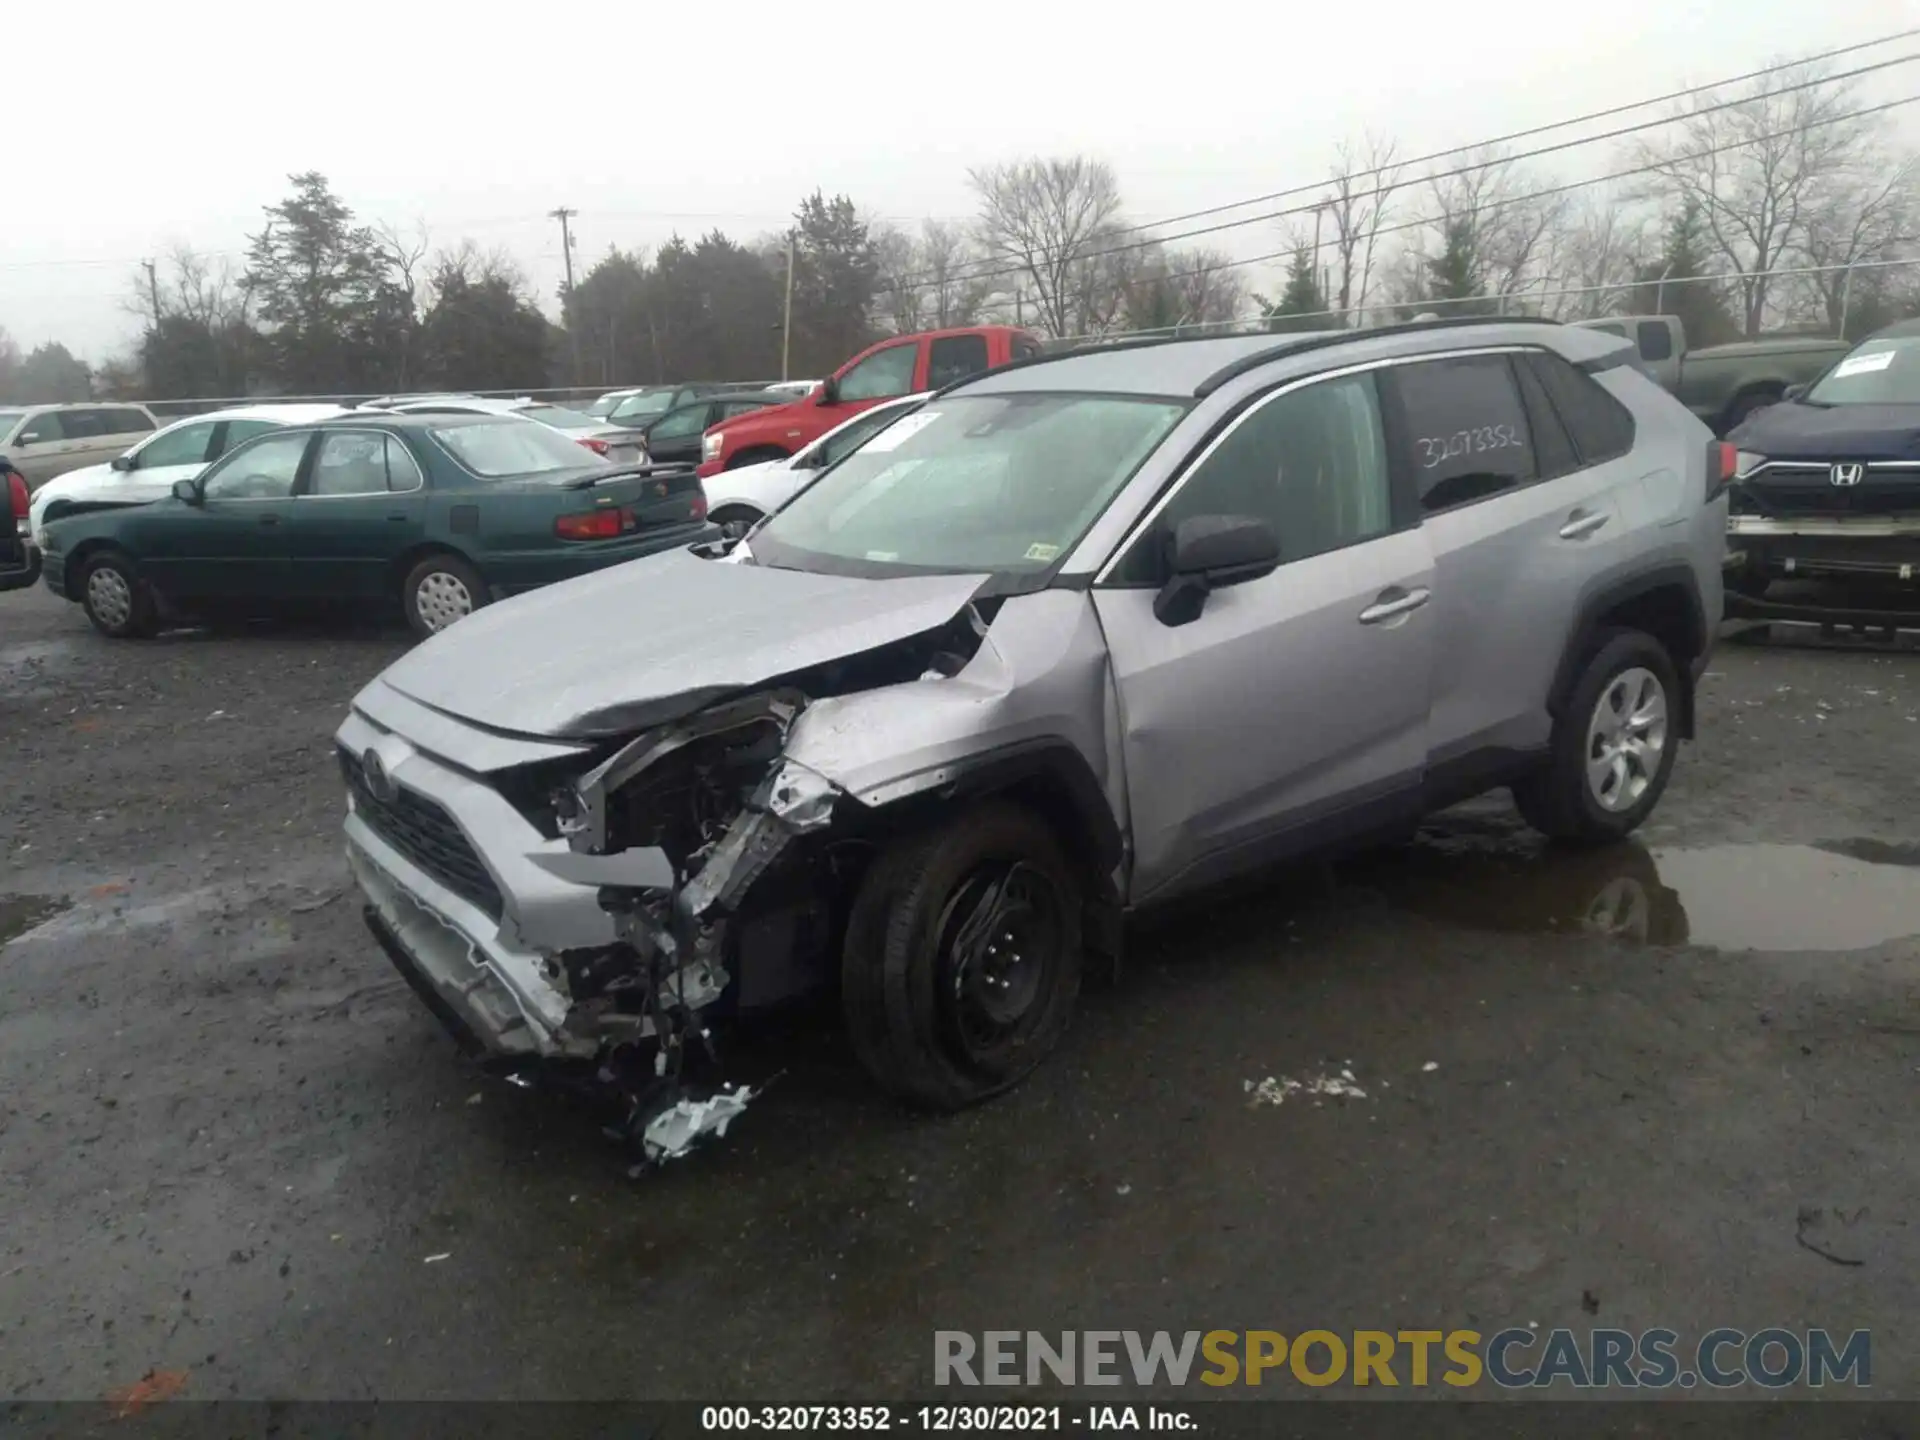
257 513 280 526
1559 508 1609 540
1359 586 1431 625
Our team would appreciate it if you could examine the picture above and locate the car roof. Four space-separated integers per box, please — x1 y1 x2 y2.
951 318 1629 399
172 403 350 426
1865 318 1920 341
312 411 506 431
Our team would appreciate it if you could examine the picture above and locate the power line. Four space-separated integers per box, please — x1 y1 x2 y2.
895 47 1920 296
1028 92 1920 337
1085 25 1920 245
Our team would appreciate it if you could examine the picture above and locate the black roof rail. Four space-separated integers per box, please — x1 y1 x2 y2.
1193 314 1563 397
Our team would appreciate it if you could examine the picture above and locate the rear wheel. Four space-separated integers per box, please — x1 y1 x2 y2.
1513 629 1681 845
842 802 1083 1110
77 550 157 639
402 553 487 639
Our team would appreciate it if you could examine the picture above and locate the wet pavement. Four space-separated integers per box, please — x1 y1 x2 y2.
3 586 1919 1401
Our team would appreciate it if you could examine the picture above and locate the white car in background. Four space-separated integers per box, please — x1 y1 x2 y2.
704 391 929 528
378 395 647 465
29 403 349 547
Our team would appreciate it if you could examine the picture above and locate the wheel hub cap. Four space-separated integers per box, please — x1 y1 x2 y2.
416 572 473 632
87 568 132 628
1584 667 1668 813
938 862 1061 1051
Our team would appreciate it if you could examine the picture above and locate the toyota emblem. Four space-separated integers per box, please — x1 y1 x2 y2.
362 749 398 803
1830 462 1865 488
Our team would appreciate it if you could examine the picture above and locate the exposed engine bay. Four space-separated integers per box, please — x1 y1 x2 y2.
526 603 995 1164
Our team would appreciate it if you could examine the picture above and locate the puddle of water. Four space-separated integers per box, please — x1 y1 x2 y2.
0 894 74 946
1357 831 1920 953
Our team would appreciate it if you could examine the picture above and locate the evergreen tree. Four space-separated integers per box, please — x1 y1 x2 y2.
1264 243 1328 333
1629 199 1739 347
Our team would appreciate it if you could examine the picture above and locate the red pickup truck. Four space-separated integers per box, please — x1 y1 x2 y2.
696 324 1042 477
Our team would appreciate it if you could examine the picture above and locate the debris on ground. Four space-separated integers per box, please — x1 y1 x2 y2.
423 1253 451 1264
1795 1205 1868 1267
107 1369 189 1416
289 888 343 914
1422 1061 1440 1072
1244 1068 1368 1108
639 1085 757 1164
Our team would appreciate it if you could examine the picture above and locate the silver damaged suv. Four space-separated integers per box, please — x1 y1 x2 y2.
335 317 1728 1155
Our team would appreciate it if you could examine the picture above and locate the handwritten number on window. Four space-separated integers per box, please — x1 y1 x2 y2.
1416 425 1522 469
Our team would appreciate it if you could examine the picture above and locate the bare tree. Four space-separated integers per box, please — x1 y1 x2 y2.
1549 190 1654 318
1630 60 1895 336
970 156 1125 338
917 219 992 328
1426 146 1568 310
1322 133 1404 320
1790 155 1920 336
869 223 925 334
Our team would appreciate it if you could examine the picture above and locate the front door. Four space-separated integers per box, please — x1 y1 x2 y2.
286 430 427 598
134 430 312 599
1093 370 1435 905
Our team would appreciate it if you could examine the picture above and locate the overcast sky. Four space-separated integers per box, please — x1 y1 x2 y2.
5 0 1917 363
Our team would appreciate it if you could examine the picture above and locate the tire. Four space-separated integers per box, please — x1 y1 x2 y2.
76 550 157 639
725 446 788 471
842 801 1084 1110
1725 562 1770 599
401 553 488 639
1513 628 1682 845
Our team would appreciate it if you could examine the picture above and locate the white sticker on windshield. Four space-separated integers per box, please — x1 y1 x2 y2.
1025 542 1060 561
1834 349 1897 377
860 412 940 452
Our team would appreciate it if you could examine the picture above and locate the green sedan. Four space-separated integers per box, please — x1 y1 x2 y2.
39 412 713 639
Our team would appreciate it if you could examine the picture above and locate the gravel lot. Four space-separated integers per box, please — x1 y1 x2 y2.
4 583 1919 1402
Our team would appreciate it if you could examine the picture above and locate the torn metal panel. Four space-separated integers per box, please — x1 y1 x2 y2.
783 589 1122 816
641 1086 757 1163
374 545 992 739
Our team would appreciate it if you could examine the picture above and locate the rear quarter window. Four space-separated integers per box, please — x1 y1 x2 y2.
1524 351 1636 466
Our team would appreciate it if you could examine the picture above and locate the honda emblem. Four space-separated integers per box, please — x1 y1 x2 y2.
1830 462 1866 488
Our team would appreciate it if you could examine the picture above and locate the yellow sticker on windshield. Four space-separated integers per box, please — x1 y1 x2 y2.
1025 542 1061 561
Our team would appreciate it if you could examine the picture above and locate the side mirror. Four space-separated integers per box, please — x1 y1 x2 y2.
171 479 201 504
818 376 841 405
1153 514 1281 627
16 431 42 447
1783 383 1807 402
110 454 134 472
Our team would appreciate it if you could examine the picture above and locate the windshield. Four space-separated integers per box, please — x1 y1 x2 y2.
431 419 601 477
0 409 25 438
583 394 623 418
1806 336 1920 405
609 391 674 422
516 403 600 431
750 393 1185 578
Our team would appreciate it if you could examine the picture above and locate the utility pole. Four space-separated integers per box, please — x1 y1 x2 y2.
142 259 162 323
781 231 795 382
550 207 579 384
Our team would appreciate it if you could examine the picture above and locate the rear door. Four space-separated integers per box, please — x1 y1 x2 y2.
135 430 312 598
1094 370 1434 904
286 430 428 598
1380 350 1625 773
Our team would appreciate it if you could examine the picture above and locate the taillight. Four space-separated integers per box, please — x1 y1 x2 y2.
555 507 633 540
579 437 611 456
690 492 708 521
1708 441 1737 499
7 472 26 521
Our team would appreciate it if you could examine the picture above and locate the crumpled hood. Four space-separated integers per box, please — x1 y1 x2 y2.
376 546 990 739
1732 402 1920 461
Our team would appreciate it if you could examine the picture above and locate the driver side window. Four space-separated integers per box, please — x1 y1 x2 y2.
1111 373 1394 585
131 421 217 471
200 432 312 500
837 343 918 401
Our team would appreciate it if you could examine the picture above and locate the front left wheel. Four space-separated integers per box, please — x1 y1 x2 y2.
842 802 1084 1111
78 550 158 639
402 554 488 639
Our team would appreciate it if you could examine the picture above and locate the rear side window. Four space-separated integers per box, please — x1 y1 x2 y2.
59 410 109 440
722 399 769 419
1389 355 1537 513
1636 321 1673 363
1525 351 1636 466
928 334 990 389
103 408 155 434
1511 356 1580 481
